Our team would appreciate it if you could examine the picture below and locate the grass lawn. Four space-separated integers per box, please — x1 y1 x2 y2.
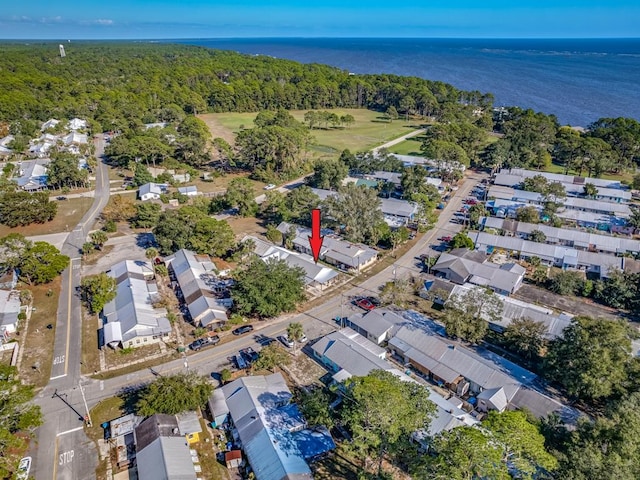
0 196 92 237
387 136 426 156
193 418 231 480
81 312 101 375
18 279 62 387
545 162 634 184
199 109 421 154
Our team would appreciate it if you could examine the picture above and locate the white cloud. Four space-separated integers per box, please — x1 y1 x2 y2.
94 19 114 25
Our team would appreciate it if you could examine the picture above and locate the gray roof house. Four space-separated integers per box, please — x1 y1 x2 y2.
388 324 578 422
165 249 231 328
13 159 51 191
470 231 624 278
0 290 21 335
309 187 419 227
276 222 378 272
134 414 198 480
431 248 526 295
344 308 405 345
102 260 172 348
311 328 478 435
177 185 198 196
481 216 640 256
245 235 339 290
138 182 168 201
220 373 335 480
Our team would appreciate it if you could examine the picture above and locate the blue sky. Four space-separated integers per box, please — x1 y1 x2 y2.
1 1 639 39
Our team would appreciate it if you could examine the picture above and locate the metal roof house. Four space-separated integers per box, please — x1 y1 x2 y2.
470 232 623 278
494 168 631 203
244 235 339 290
431 248 526 295
219 373 335 480
138 182 168 201
276 222 378 273
0 290 21 336
177 185 198 196
134 414 198 480
387 325 576 421
481 216 640 256
344 308 405 345
165 249 231 329
101 260 172 348
13 159 51 191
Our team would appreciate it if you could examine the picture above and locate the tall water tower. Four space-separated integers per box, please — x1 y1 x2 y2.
59 45 66 58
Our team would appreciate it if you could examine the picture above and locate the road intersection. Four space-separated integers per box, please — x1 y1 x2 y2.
31 130 484 480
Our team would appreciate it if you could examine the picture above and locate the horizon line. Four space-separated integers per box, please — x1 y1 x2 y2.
1 36 640 41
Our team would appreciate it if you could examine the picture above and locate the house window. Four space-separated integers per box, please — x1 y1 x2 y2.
136 339 140 344
144 338 148 342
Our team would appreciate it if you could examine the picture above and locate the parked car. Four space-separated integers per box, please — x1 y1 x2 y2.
279 335 295 348
240 347 259 363
232 325 254 336
16 457 31 480
263 183 277 190
189 335 220 351
234 353 248 370
354 298 376 311
439 236 452 243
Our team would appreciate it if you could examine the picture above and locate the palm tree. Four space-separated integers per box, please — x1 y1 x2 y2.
286 322 304 353
145 247 159 260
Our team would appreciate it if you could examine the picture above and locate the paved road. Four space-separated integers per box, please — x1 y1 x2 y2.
372 128 425 153
34 136 110 480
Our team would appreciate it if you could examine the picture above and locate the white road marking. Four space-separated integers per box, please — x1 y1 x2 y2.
58 450 74 465
57 426 83 437
49 374 67 380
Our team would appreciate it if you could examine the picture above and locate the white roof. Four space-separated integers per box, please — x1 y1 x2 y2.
138 182 167 198
496 168 627 192
41 119 60 131
68 118 87 130
62 132 88 145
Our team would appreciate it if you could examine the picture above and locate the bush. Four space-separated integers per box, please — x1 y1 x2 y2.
102 220 117 233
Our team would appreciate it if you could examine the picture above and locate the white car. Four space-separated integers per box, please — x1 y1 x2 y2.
16 457 31 480
263 183 277 190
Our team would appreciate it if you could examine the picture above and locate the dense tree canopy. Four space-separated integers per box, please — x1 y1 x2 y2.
136 372 213 416
16 240 70 285
81 272 117 314
232 257 306 318
442 287 503 343
0 191 57 227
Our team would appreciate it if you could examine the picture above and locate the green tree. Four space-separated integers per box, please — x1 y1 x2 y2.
298 387 335 429
467 203 487 228
0 191 57 227
0 233 32 269
265 224 283 244
80 273 117 314
0 365 43 479
341 370 435 475
225 177 259 217
529 229 547 243
220 368 232 384
442 287 503 343
385 106 398 122
19 242 69 285
531 266 549 285
583 183 598 198
323 183 385 245
286 322 305 352
145 247 159 260
136 372 213 416
379 277 414 308
82 242 95 257
133 202 162 229
253 343 291 372
502 317 548 362
627 208 640 230
516 205 541 223
133 164 154 187
592 269 639 310
544 316 634 401
89 230 108 250
232 257 306 318
547 270 584 296
309 158 348 190
47 152 89 189
448 232 474 250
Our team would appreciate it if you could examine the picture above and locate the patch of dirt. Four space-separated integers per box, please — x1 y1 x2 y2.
104 343 162 369
197 114 236 145
226 216 266 237
282 351 327 388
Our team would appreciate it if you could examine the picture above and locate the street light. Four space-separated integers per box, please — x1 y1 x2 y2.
79 381 92 427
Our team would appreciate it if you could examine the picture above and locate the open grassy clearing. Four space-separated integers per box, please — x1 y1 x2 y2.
199 109 420 154
81 312 101 375
0 196 92 237
387 136 427 156
17 279 61 387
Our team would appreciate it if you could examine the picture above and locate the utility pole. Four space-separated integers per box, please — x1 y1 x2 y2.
79 381 92 427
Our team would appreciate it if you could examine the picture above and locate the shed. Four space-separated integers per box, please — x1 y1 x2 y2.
225 450 242 469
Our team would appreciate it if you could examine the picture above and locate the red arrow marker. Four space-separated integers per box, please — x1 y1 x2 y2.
308 209 324 263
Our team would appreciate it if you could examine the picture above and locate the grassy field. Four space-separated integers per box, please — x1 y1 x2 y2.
18 279 62 387
0 196 92 237
387 136 427 156
199 109 421 155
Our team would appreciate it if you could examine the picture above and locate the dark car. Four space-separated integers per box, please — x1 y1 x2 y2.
189 335 220 351
232 325 254 336
240 347 259 363
367 297 381 307
355 298 376 311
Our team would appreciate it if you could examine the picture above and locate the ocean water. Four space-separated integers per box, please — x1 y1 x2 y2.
179 38 640 126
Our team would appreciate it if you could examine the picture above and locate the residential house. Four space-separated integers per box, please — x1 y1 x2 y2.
101 260 172 348
144 122 169 130
309 187 419 227
494 168 631 203
0 290 21 336
311 328 478 435
138 182 168 201
245 235 339 290
177 185 198 197
62 132 88 146
172 173 191 184
134 414 198 480
41 119 61 131
388 324 578 421
218 373 335 480
68 118 87 130
0 268 18 290
276 222 378 272
28 141 54 158
165 249 231 329
344 308 404 344
481 216 640 256
0 135 13 156
13 159 50 191
431 248 526 295
470 231 624 278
